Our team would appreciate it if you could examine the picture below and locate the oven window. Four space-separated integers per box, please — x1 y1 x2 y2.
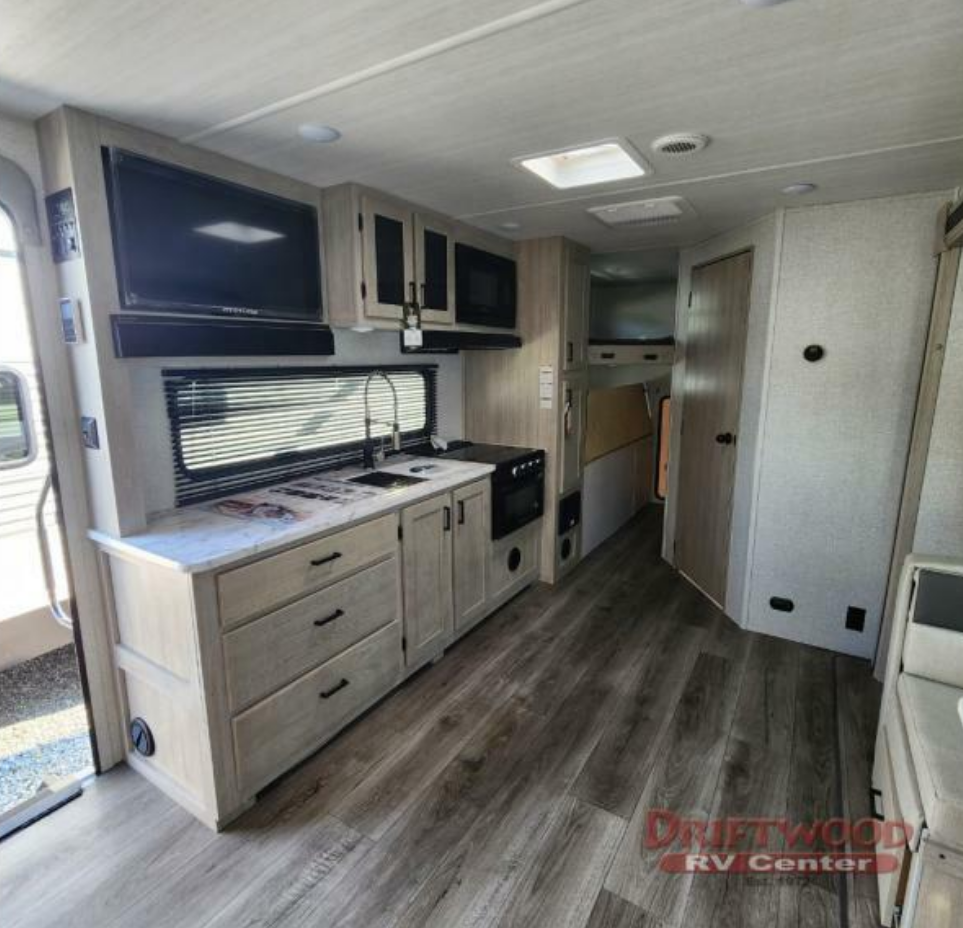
496 479 543 537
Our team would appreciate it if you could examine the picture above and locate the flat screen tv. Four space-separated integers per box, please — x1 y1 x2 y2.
102 147 322 321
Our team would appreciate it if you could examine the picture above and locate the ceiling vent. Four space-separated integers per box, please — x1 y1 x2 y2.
651 133 710 157
587 196 696 228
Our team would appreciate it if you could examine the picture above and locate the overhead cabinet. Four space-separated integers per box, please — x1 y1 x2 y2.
323 183 515 332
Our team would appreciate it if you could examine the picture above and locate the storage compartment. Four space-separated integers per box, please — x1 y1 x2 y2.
223 557 400 711
232 621 402 795
488 520 540 605
217 513 397 628
588 342 674 366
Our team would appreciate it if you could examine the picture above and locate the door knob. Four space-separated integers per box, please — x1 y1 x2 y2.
715 432 735 445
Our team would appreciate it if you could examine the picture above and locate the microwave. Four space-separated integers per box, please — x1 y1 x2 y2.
455 243 517 329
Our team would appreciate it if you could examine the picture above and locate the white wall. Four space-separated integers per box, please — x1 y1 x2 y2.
582 438 651 557
131 330 464 516
664 212 781 626
746 194 944 659
914 263 963 558
0 113 43 187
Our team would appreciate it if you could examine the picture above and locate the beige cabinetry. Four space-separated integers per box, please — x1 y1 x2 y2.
452 479 490 633
401 493 454 669
562 252 590 371
100 477 535 829
324 183 511 331
464 237 590 583
559 376 587 496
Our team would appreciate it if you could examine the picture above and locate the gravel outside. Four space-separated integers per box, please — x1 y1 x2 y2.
0 644 93 813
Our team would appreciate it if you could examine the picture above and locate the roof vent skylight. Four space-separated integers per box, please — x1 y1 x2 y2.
514 140 649 189
587 196 696 228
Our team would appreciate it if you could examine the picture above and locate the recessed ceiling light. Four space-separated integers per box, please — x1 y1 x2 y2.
514 139 649 189
298 124 342 143
498 221 522 231
782 182 817 196
740 0 794 6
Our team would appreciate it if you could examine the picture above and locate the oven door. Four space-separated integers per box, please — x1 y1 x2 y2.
455 244 517 329
492 472 544 540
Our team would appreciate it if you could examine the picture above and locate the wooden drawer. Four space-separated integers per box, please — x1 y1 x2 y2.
223 557 401 712
589 343 674 366
217 513 397 628
233 621 402 795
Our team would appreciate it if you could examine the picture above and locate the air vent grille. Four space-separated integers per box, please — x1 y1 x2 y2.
588 196 696 228
651 133 710 156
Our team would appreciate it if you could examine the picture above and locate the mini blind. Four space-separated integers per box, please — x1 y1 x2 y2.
164 365 438 506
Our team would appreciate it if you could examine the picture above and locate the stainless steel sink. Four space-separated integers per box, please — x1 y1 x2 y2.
347 471 427 490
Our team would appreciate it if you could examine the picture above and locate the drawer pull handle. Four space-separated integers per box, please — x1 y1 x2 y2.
600 352 615 359
319 678 349 700
313 608 344 628
310 551 342 567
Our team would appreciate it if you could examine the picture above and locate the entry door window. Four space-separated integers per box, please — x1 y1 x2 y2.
0 368 34 467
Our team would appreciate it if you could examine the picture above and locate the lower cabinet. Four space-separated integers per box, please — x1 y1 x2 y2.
453 479 490 633
101 476 538 830
401 493 454 669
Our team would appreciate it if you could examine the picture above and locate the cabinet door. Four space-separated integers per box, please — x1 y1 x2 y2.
453 480 490 632
401 494 454 667
559 378 586 495
415 213 455 325
360 194 413 321
562 254 590 371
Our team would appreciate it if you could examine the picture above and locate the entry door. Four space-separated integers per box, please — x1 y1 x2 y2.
674 250 752 607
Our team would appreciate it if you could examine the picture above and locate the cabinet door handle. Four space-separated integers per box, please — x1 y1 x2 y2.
313 608 344 628
420 281 427 307
319 678 349 700
457 500 465 525
310 551 342 567
443 506 451 531
566 342 574 362
409 280 419 308
600 352 615 359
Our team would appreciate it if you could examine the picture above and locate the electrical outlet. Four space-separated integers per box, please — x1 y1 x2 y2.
846 606 866 632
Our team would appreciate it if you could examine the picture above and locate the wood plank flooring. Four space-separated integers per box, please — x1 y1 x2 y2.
0 508 882 928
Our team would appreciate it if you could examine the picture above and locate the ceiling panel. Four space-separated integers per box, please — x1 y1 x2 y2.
1 0 961 249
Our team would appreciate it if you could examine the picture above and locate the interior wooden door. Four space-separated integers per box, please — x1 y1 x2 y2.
674 250 753 607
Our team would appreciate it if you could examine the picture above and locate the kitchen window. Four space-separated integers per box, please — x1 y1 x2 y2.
165 365 437 505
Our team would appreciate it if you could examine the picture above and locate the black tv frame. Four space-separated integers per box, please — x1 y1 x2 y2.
102 146 323 322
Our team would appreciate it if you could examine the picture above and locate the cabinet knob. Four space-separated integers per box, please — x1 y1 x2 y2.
715 432 735 445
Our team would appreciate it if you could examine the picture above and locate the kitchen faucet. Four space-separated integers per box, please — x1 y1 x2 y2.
363 371 401 470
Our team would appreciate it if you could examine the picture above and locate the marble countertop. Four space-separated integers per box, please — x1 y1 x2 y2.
89 456 494 574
